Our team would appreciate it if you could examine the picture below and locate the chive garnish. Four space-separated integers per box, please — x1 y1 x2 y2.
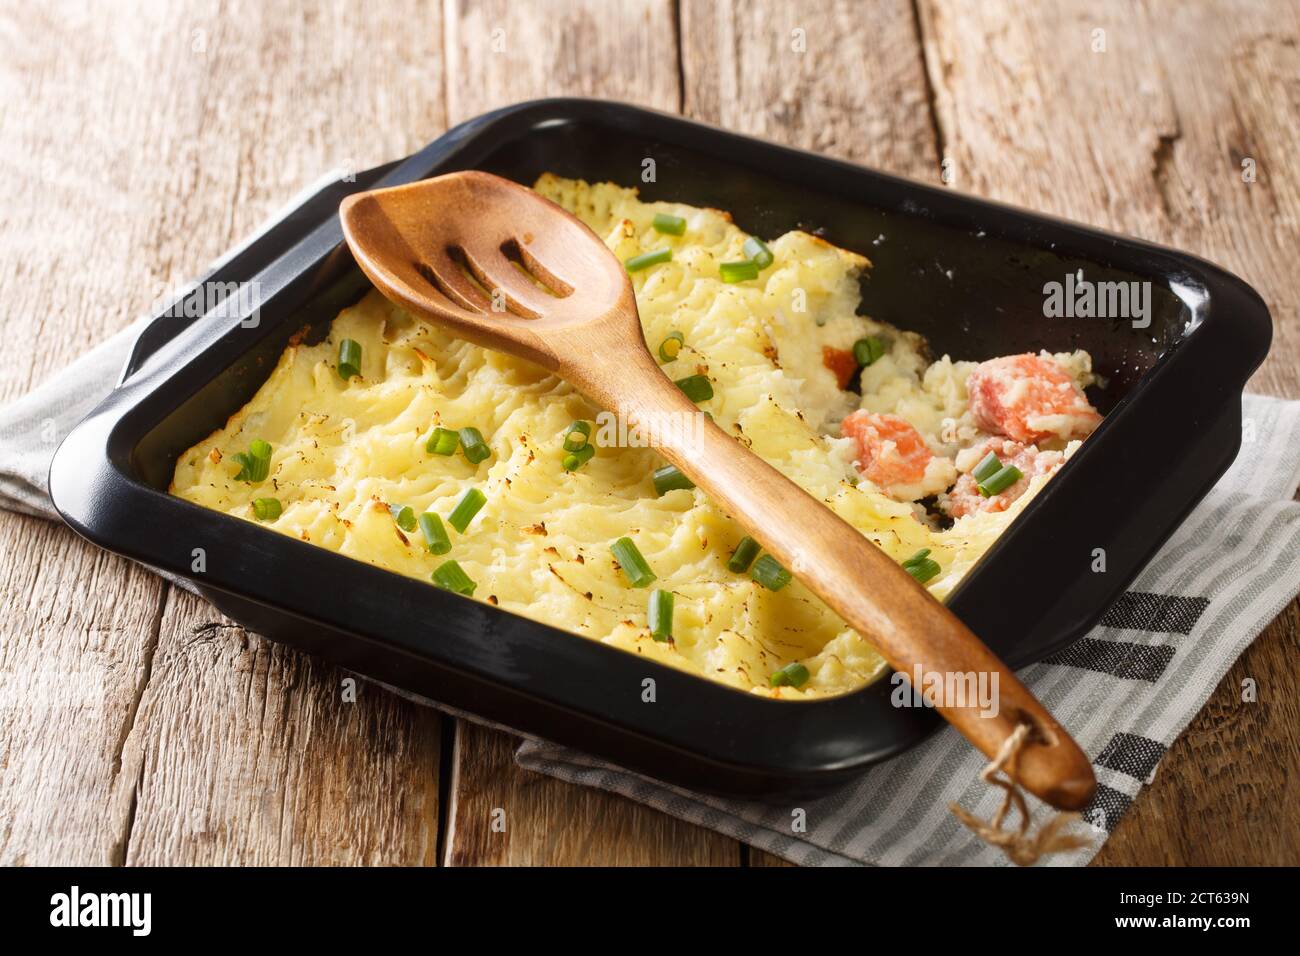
658 331 685 363
751 554 792 591
625 248 672 272
418 512 452 555
563 420 592 453
652 464 695 496
232 439 272 483
427 427 460 456
448 487 487 533
719 259 759 283
674 374 714 403
337 338 362 380
459 427 491 464
978 464 1024 497
652 213 687 236
727 536 760 573
852 336 885 367
432 560 476 597
770 662 810 688
648 589 674 642
901 548 941 584
390 504 417 532
611 537 656 588
252 497 281 521
742 236 774 269
971 452 1002 484
562 444 596 472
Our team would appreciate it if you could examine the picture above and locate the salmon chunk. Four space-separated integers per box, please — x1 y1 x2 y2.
841 411 955 501
967 353 1101 443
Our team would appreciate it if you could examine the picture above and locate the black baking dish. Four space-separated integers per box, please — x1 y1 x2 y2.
49 99 1271 798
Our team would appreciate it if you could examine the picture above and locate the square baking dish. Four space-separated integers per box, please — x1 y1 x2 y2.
49 99 1271 798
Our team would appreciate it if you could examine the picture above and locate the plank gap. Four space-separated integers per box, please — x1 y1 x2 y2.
909 0 948 168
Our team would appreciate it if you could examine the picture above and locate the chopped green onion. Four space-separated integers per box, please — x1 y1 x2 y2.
742 236 774 269
727 536 761 573
252 497 281 521
390 504 417 532
852 336 885 367
751 554 792 591
625 248 672 272
648 589 674 641
562 444 596 472
459 427 491 464
232 439 272 483
448 487 487 533
901 548 941 584
719 259 760 283
418 512 452 555
770 662 810 688
431 560 476 597
674 374 714 403
978 464 1024 497
563 420 592 453
971 452 1003 484
652 213 687 236
611 536 656 588
652 464 695 496
426 427 460 456
337 338 362 380
657 331 685 363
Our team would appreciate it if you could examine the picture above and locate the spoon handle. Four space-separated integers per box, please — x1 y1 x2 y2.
574 346 1095 811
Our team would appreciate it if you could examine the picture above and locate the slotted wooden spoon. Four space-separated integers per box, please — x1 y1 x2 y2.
339 170 1096 811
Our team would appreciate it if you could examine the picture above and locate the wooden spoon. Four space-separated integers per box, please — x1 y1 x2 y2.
339 171 1096 811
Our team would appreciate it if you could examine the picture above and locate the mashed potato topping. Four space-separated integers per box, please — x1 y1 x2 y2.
170 176 1099 699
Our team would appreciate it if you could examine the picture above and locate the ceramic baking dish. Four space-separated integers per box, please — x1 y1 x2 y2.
49 99 1271 797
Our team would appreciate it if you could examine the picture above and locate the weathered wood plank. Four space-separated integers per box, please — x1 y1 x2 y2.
445 722 738 866
438 0 739 868
120 590 441 866
680 0 942 180
443 0 681 124
0 515 163 864
0 0 449 865
917 0 1300 865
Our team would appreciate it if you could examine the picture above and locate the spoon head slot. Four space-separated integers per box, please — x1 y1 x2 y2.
340 170 645 374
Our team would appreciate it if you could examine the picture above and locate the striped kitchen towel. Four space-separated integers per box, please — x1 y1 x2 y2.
516 392 1300 865
2 320 1298 865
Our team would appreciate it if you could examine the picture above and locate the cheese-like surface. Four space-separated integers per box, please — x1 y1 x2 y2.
171 176 1086 699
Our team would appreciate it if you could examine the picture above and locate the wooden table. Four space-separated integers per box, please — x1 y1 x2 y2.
1 0 1296 866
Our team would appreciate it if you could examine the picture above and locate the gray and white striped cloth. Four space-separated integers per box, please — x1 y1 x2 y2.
3 321 1298 866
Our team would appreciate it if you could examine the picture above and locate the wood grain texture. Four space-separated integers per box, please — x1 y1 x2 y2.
0 0 448 865
120 590 440 866
680 0 942 179
445 722 738 866
917 0 1300 865
443 0 681 124
0 516 163 865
